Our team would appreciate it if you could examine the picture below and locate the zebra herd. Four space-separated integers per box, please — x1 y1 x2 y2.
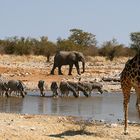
39 80 103 98
0 78 103 98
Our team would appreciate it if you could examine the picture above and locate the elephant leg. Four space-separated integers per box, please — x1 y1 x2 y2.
50 64 56 75
58 66 63 75
68 64 73 75
75 62 80 75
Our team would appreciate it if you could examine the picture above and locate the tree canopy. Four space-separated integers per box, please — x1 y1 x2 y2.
68 28 97 47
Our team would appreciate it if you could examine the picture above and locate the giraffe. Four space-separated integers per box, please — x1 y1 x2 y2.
120 53 140 134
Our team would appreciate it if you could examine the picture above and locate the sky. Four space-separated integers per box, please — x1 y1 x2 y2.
0 0 140 46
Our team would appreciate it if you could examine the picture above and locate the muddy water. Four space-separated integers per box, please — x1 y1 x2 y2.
0 92 140 123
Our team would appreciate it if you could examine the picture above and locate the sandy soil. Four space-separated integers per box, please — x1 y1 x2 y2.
0 55 139 140
0 113 139 140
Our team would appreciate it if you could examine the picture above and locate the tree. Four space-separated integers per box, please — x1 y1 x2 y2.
44 41 56 62
57 38 78 51
40 36 56 62
68 28 97 47
99 38 126 61
15 37 33 55
3 37 17 54
130 32 140 52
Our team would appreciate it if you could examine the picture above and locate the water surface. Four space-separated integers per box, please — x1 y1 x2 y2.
0 92 139 123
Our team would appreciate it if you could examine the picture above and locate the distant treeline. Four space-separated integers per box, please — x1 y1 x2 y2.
0 29 139 61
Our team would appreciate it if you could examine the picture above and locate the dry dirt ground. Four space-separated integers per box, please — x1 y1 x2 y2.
0 55 126 91
0 113 140 140
0 55 139 140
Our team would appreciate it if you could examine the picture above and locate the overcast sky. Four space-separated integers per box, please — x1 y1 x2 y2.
0 0 140 46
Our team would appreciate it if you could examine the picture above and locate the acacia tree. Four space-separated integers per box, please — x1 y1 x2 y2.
57 37 79 51
56 28 98 55
68 28 97 47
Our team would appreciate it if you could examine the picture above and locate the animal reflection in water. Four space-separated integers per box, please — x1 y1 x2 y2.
33 93 103 116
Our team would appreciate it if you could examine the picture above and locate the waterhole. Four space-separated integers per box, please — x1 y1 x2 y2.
0 92 139 123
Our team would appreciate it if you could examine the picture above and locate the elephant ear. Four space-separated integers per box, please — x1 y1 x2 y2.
74 51 80 58
74 52 84 60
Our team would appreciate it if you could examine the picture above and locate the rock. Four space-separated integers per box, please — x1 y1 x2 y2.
106 123 118 128
102 77 120 82
10 74 15 77
111 123 118 127
30 127 36 131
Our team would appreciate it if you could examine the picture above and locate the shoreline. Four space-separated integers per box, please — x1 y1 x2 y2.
0 112 139 140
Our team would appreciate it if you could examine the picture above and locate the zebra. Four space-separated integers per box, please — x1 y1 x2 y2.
59 81 79 97
6 80 27 97
50 81 59 97
67 81 89 97
38 80 46 97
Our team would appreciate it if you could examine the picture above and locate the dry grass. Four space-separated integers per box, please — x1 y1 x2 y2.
0 54 130 64
86 56 129 64
0 54 47 63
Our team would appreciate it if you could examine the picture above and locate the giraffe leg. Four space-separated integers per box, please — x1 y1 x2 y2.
137 98 140 117
122 85 131 135
135 88 140 117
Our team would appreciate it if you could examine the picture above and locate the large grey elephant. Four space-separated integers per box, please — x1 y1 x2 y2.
50 51 85 75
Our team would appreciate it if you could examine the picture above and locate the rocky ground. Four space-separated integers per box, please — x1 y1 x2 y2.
0 55 127 92
0 54 139 140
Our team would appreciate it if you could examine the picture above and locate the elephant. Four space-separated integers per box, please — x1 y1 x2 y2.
50 51 85 75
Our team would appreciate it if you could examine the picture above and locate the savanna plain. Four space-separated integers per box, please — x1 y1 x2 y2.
0 55 139 140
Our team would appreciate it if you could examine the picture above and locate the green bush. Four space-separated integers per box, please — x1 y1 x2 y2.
98 39 132 60
0 32 135 58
